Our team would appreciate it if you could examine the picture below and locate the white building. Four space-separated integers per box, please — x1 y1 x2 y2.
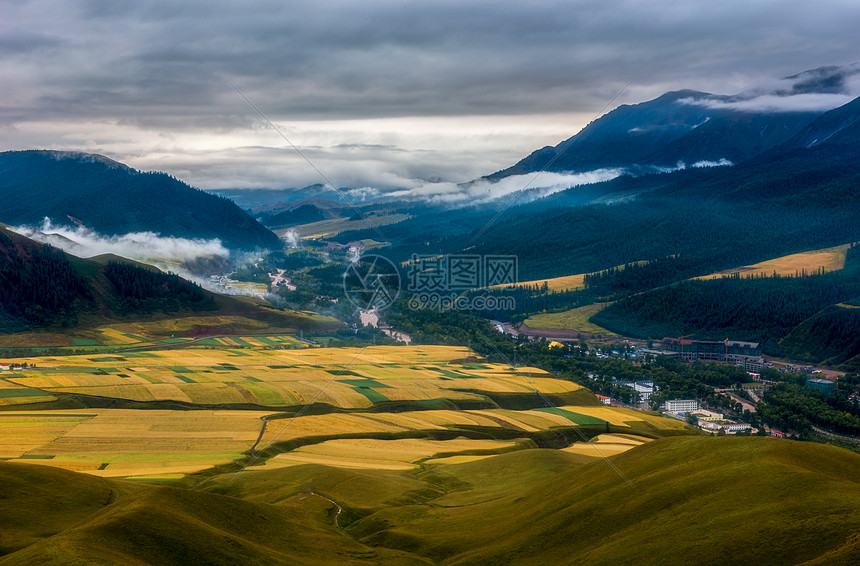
663 399 699 412
698 420 751 433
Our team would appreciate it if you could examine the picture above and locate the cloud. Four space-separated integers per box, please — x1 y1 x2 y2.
680 63 860 112
691 158 733 168
2 1 860 189
684 93 857 113
10 219 229 262
387 169 625 206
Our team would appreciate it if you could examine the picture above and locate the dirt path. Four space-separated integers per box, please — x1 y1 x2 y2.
309 492 344 528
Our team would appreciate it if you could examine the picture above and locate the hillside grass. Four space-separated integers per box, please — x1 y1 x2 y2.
348 437 860 565
523 302 616 334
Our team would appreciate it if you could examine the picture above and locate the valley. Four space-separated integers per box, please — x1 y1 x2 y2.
3 40 860 563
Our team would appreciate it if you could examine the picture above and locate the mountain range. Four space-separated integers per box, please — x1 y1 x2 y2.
488 64 860 180
0 150 281 251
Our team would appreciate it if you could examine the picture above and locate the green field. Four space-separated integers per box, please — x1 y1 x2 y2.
523 303 617 334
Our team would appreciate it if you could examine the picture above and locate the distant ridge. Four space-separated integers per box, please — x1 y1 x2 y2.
488 64 860 181
0 150 282 251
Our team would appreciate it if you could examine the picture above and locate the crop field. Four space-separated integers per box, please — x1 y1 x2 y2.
0 399 679 479
524 303 616 334
261 437 529 470
0 379 57 406
697 244 851 280
4 346 581 409
0 345 690 480
505 273 586 291
0 409 269 479
253 405 684 451
0 315 331 351
561 433 650 457
507 261 650 292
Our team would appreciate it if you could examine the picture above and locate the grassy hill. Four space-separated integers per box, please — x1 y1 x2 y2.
0 225 336 335
3 437 860 564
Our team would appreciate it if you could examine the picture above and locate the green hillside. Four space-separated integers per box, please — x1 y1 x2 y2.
778 304 860 370
0 225 334 335
3 437 860 565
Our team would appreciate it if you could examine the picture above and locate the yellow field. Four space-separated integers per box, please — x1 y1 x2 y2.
0 401 674 479
0 378 58 406
504 273 586 291
6 346 574 409
523 303 616 334
262 437 526 471
1 345 689 480
506 261 651 292
697 244 852 280
0 409 269 478
561 433 650 458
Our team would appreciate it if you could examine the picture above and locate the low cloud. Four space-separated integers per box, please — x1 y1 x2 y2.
387 169 625 206
685 93 857 113
681 64 860 113
10 219 229 262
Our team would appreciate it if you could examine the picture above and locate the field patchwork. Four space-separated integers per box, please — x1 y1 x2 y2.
0 345 690 480
6 346 580 409
0 409 269 479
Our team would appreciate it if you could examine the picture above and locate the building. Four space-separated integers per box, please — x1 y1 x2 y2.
806 378 836 394
615 380 656 404
698 420 751 433
661 337 765 370
663 399 699 413
595 394 611 405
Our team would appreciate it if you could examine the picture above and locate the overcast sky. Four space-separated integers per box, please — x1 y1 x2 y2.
2 0 859 193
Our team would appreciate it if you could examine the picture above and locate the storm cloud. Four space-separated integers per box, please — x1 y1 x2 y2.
2 0 859 190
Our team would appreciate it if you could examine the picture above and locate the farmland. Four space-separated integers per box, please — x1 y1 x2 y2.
0 313 334 352
696 243 852 280
3 346 588 409
0 409 268 479
0 344 689 480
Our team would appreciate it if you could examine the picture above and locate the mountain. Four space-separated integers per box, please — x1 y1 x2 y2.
0 225 326 333
488 90 720 178
0 150 282 251
488 65 860 180
3 437 860 564
251 197 350 229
